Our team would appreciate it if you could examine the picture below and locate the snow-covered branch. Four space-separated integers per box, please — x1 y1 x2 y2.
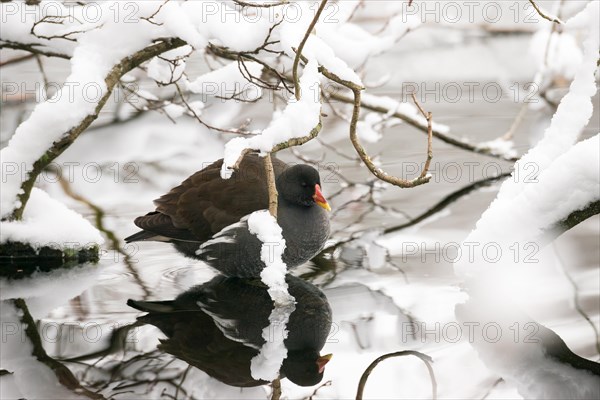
2 37 186 221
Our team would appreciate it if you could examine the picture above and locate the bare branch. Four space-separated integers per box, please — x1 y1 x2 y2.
528 0 563 24
292 0 328 100
347 87 431 188
140 0 170 26
232 0 288 8
31 15 96 42
174 83 255 135
0 40 70 59
0 53 35 67
264 153 278 217
356 350 437 400
548 200 600 242
411 92 433 180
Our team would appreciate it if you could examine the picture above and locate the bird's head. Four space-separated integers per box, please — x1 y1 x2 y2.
277 164 331 211
282 351 332 386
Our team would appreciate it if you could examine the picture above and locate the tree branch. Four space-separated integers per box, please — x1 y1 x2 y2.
528 0 563 24
0 40 70 59
232 0 288 8
13 298 106 400
264 153 278 217
8 37 186 221
546 200 600 242
356 350 437 400
347 87 431 188
292 0 328 100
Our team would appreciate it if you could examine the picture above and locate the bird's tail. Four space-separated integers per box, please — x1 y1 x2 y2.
127 299 176 313
124 230 170 243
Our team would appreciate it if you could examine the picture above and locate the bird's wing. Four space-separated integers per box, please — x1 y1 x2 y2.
132 211 199 242
139 155 286 242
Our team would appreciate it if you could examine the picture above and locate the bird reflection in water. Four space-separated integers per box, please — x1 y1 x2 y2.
128 274 332 387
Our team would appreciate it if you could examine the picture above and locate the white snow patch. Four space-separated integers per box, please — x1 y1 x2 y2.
453 4 600 398
247 210 296 382
163 103 185 119
278 3 363 86
0 188 103 249
530 30 583 81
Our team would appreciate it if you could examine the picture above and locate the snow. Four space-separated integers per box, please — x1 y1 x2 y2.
450 3 600 398
278 2 363 86
154 1 207 49
356 113 384 143
456 300 600 400
476 138 518 159
180 1 274 52
0 188 103 250
529 30 583 82
319 14 422 69
146 52 186 84
220 59 322 179
163 103 185 119
492 2 599 208
247 210 296 382
456 1 600 273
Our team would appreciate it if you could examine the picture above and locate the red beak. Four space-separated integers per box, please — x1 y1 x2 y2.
313 184 331 211
316 354 332 373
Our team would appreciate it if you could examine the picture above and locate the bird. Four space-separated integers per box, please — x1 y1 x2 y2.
125 154 331 277
127 274 333 387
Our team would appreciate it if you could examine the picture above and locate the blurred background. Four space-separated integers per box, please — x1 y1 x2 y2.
1 1 598 399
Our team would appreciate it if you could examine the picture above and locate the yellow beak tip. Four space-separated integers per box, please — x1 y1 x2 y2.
317 201 331 212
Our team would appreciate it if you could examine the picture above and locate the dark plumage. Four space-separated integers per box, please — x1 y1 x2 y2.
127 275 333 387
534 322 600 377
125 154 331 277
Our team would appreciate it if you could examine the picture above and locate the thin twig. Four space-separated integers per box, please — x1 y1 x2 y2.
327 90 518 162
411 93 433 180
13 299 107 400
347 87 431 188
57 176 152 299
528 0 563 24
356 350 437 400
264 153 278 217
270 376 282 400
233 0 287 8
292 0 329 100
34 54 49 87
0 40 70 59
0 53 35 67
174 83 254 135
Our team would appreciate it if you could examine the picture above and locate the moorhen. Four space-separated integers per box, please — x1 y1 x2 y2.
125 154 331 277
127 274 333 387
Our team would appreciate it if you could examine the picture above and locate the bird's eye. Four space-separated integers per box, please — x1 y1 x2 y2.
301 182 308 187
